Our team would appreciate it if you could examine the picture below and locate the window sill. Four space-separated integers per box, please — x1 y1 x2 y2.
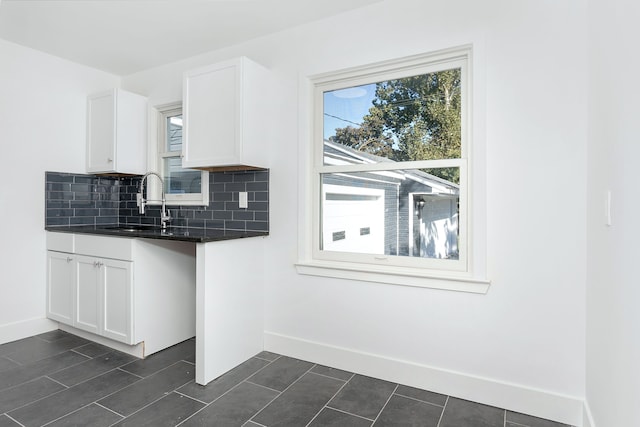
295 261 490 294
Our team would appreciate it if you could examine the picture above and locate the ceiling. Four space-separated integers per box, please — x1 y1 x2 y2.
0 0 382 76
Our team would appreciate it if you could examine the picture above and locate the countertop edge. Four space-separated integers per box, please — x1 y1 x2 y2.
45 225 269 243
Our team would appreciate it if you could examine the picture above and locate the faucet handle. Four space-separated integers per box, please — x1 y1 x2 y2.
136 193 145 214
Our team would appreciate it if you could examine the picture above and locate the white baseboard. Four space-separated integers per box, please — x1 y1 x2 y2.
0 317 58 344
582 400 595 427
264 331 584 427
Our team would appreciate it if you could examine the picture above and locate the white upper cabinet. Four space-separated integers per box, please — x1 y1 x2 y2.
86 88 147 174
182 57 269 170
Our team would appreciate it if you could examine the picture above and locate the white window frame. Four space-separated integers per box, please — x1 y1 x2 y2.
296 45 490 293
148 103 209 206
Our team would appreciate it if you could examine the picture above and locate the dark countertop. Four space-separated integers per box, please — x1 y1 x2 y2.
45 225 268 243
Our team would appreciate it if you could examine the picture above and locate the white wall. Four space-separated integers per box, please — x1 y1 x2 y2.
586 0 640 426
123 0 588 424
0 39 118 342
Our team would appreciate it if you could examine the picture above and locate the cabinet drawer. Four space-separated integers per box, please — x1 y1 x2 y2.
75 234 133 260
47 232 75 252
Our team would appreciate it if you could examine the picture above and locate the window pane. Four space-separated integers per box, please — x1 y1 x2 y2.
323 68 461 165
166 114 183 152
321 167 459 260
164 157 202 194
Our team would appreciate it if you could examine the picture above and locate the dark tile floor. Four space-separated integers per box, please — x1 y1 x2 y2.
0 330 572 427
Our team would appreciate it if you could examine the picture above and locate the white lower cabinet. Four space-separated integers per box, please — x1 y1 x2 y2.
48 251 134 345
46 232 195 357
46 251 75 325
101 258 132 343
73 255 133 343
74 255 101 336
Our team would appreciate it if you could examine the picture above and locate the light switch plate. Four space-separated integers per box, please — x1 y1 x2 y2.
605 190 612 226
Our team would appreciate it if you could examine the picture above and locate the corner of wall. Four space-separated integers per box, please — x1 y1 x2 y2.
582 400 595 427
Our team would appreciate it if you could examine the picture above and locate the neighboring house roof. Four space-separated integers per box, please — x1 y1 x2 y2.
323 140 459 195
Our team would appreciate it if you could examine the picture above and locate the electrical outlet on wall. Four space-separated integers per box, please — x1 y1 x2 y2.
239 191 248 209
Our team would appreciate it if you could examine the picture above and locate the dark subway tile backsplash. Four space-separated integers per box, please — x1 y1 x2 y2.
45 170 269 233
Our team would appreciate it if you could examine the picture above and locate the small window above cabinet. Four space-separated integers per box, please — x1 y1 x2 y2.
86 88 147 175
182 56 269 170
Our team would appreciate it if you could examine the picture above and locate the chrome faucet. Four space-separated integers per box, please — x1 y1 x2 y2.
137 172 171 229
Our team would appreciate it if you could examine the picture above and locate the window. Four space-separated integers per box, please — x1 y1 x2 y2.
297 46 488 292
152 104 208 206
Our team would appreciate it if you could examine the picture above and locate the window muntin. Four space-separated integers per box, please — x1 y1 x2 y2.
312 49 469 273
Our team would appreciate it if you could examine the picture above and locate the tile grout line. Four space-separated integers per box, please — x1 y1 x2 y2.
436 395 449 427
29 354 136 395
253 353 280 363
216 382 280 427
0 375 75 417
1 354 25 366
393 392 446 408
95 401 126 420
103 389 194 425
70 348 104 358
248 360 320 425
1 340 570 427
3 413 25 427
304 370 358 427
105 354 202 426
9 352 192 426
323 405 376 423
97 360 196 420
371 383 399 425
176 354 283 427
62 367 147 423
307 369 351 383
244 380 283 394
2 337 92 366
116 366 145 379
174 389 209 406
35 350 93 378
44 375 70 388
40 402 107 427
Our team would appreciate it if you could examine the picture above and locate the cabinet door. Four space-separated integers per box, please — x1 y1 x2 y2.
86 90 116 173
102 259 133 344
74 255 101 335
183 59 239 168
46 251 74 324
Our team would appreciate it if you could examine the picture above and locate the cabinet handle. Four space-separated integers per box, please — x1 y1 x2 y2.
66 257 73 263
94 261 103 268
107 158 113 163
